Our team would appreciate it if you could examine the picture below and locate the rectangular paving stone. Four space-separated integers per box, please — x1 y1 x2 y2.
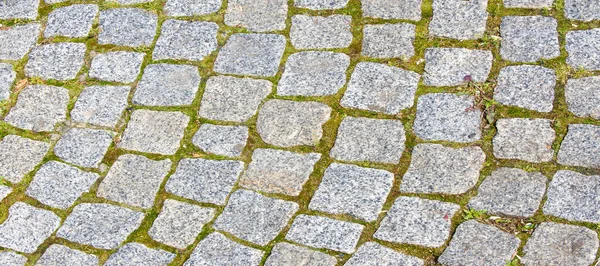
164 0 222 16
149 199 215 249
543 170 600 223
362 23 415 59
493 65 556 112
277 51 350 96
25 42 87 81
290 15 352 49
0 135 49 183
44 4 98 38
362 0 422 21
0 63 15 100
0 0 39 19
423 48 492 86
566 28 600 71
225 0 287 32
214 33 286 77
565 76 600 119
239 148 321 196
0 251 27 266
500 16 560 62
98 154 171 209
165 158 244 205
185 233 263 266
0 23 40 60
504 0 554 8
36 244 99 266
70 85 131 128
133 64 201 106
429 0 488 40
105 243 175 266
53 127 113 168
4 85 69 132
192 124 248 158
565 0 600 22
346 242 424 266
493 118 555 163
265 242 337 266
26 161 99 209
98 8 158 47
119 110 189 155
153 19 218 62
0 202 61 253
286 214 364 253
89 51 145 84
294 0 348 9
557 124 600 169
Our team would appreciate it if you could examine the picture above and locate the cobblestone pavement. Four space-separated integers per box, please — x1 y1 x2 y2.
0 0 600 265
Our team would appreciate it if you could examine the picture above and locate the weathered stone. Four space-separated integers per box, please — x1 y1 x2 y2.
557 124 600 169
362 0 422 20
4 85 69 132
119 110 189 155
153 19 218 61
0 135 49 183
0 185 11 201
133 64 201 106
277 51 350 96
25 43 86 81
493 65 556 112
265 242 337 266
341 62 420 114
165 158 244 205
36 245 98 266
290 15 352 49
70 85 131 128
224 0 287 32
192 124 248 157
0 251 27 266
44 4 98 38
401 144 485 194
53 127 113 168
565 76 600 119
543 170 600 223
566 28 600 71
504 0 554 8
0 202 61 253
239 148 321 196
98 8 158 47
493 118 555 163
26 161 99 209
346 242 424 266
500 16 560 62
198 76 271 122
0 23 40 60
0 63 15 100
214 34 286 77
362 23 415 59
89 51 145 83
164 0 221 16
429 0 488 40
423 48 493 86
257 100 332 147
98 154 171 209
214 189 298 246
0 0 39 19
149 199 215 249
185 233 263 266
469 168 547 218
105 243 175 266
565 0 600 22
286 215 364 253
438 220 521 266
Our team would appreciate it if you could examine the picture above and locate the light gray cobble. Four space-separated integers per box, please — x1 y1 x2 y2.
500 16 560 62
557 124 600 169
0 202 61 253
493 118 555 163
543 170 600 223
0 135 50 183
214 34 286 77
98 8 158 47
119 110 189 155
565 76 600 119
566 28 600 71
423 48 493 86
89 52 145 84
185 233 264 266
265 242 337 266
493 65 556 112
70 85 131 128
44 4 98 38
277 51 350 96
0 23 40 60
224 0 287 32
286 215 364 253
133 64 201 106
4 85 69 132
36 245 99 266
105 243 175 266
0 63 15 101
53 127 113 168
164 0 221 16
346 242 424 266
429 0 488 40
25 42 86 81
362 23 416 59
290 15 353 49
149 200 215 249
192 124 248 158
362 0 422 20
153 19 218 61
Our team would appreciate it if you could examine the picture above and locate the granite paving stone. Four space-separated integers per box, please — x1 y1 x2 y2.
98 8 158 47
214 189 298 246
566 28 600 71
149 199 215 249
44 4 98 38
0 202 61 253
543 170 600 223
500 16 560 62
286 214 364 253
0 185 11 201
192 124 248 158
504 0 554 8
0 63 15 101
36 244 99 266
26 161 99 209
239 148 321 196
429 0 489 40
97 154 171 209
119 110 189 155
0 135 50 183
0 251 27 266
362 0 422 20
165 158 244 205
70 85 131 128
345 242 424 266
25 42 87 81
89 51 145 83
53 127 113 168
0 0 39 19
164 0 222 16
423 48 493 86
224 0 287 32
257 100 332 147
185 233 263 266
565 76 600 119
341 62 420 114
557 124 600 169
290 15 353 49
330 116 406 164
277 51 350 96
400 144 486 194
309 163 394 222
362 23 416 59
0 23 40 60
294 0 348 10
153 19 218 61
133 64 201 106
4 85 69 132
565 0 600 21
265 242 337 266
493 118 555 163
493 65 556 112
213 33 286 77
104 243 175 266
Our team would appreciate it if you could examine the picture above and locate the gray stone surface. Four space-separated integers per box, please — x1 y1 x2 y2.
413 93 482 143
25 42 86 81
277 51 350 96
70 85 131 128
199 75 272 122
214 189 298 246
290 15 352 49
36 244 99 266
265 242 337 266
0 251 27 266
493 118 555 163
133 64 201 106
566 28 600 71
543 170 600 223
341 62 420 114
557 124 600 169
239 148 321 196
0 202 61 253
0 63 15 100
438 220 521 266
89 51 145 83
362 0 422 20
295 0 348 9
192 124 248 157
429 0 488 40
375 197 460 248
522 222 599 266
0 0 39 19
119 110 189 155
165 158 244 205
257 100 332 147
0 185 11 201
5 85 69 132
98 8 158 47
565 0 600 21
0 135 50 183
26 161 99 209
98 154 171 209
149 199 215 249
468 167 547 218
153 19 218 61
330 117 405 164
164 0 222 16
286 214 364 253
346 242 424 266
493 65 556 112
44 4 98 38
423 48 493 86
105 243 175 266
400 144 485 194
565 76 600 119
57 203 144 249
54 127 113 168
225 0 287 32
362 23 415 59
185 233 263 266
0 23 40 60
500 16 560 62
214 33 286 77
504 0 554 8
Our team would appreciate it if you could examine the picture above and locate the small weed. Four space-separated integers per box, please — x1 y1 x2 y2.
463 209 488 220
505 257 520 266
